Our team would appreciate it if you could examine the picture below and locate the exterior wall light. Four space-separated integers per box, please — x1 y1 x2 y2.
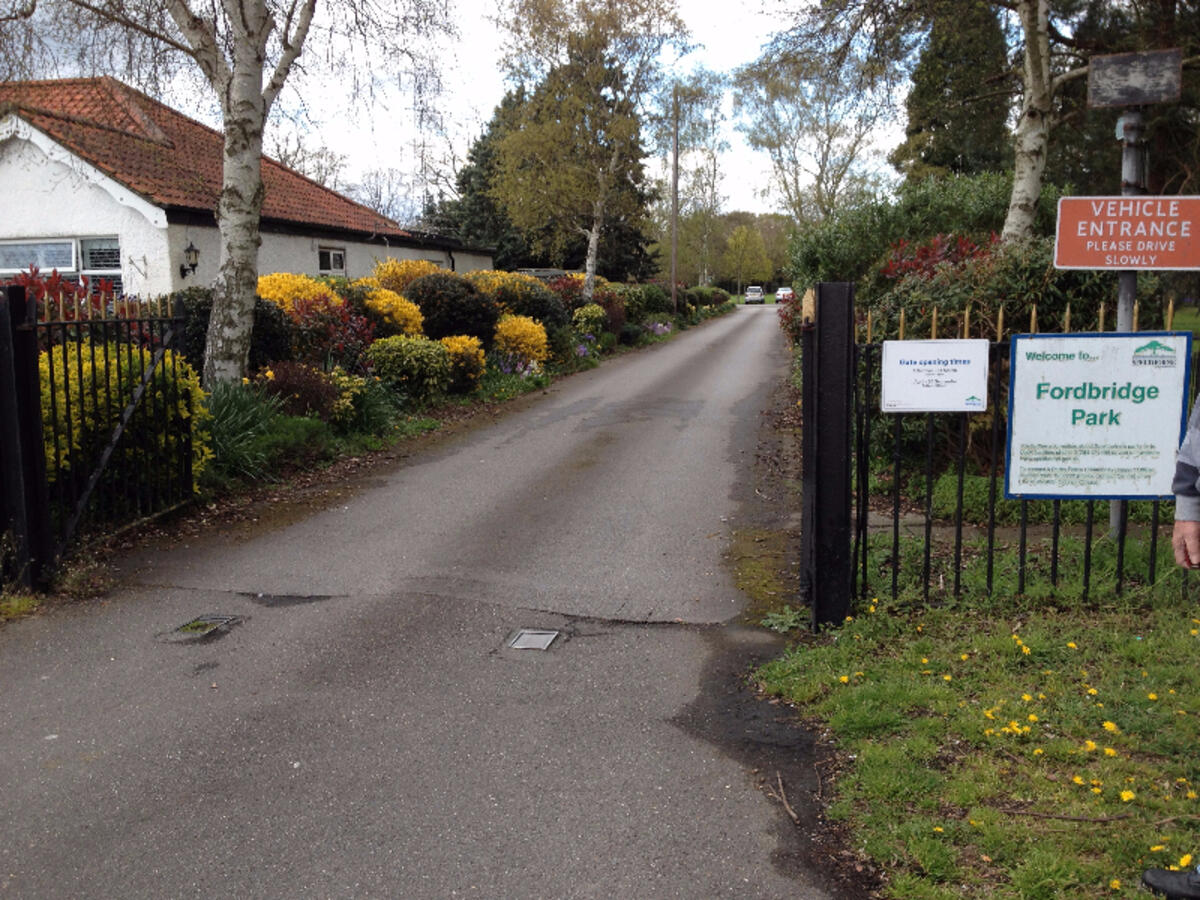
180 241 200 279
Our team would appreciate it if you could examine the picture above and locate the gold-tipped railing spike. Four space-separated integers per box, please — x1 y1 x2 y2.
1133 301 1139 332
963 304 971 339
1099 303 1106 333
866 310 873 343
1168 297 1176 331
1030 304 1038 334
931 306 938 340
997 306 1004 342
899 307 906 340
1064 303 1071 333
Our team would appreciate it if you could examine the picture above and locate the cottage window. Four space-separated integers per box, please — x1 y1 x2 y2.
0 236 123 294
318 247 346 276
0 240 74 272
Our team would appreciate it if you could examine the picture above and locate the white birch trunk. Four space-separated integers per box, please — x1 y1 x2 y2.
1001 0 1053 243
582 194 605 303
204 74 267 384
167 0 314 385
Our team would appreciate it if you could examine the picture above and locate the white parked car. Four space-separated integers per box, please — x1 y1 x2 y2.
744 286 765 304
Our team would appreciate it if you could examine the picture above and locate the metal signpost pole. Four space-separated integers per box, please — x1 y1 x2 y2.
1112 109 1146 538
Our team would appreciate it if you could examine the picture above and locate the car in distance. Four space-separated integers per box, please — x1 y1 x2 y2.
776 286 795 302
744 286 765 304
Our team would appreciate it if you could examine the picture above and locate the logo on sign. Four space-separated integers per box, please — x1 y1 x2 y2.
1132 339 1177 367
964 395 984 409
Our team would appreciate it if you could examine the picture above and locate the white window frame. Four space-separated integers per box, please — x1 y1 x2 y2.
318 246 346 276
0 236 122 292
0 239 76 274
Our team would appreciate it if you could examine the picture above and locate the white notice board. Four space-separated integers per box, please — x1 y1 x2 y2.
881 340 990 412
1005 333 1192 499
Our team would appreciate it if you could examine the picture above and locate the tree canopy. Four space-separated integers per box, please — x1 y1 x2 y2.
1 0 449 383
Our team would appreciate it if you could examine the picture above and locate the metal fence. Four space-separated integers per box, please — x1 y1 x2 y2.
1 285 195 588
850 336 1198 606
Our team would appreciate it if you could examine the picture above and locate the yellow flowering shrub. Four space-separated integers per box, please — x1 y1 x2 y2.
352 280 423 335
465 269 569 330
440 335 486 393
257 272 343 314
40 341 211 490
372 258 444 295
571 303 607 335
494 314 548 366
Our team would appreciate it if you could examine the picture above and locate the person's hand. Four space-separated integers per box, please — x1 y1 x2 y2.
1174 520 1200 569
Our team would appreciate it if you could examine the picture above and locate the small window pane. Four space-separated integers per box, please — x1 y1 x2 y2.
81 238 120 271
0 241 74 271
319 247 345 274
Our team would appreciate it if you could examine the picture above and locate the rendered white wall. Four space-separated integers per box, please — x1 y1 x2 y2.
0 135 171 295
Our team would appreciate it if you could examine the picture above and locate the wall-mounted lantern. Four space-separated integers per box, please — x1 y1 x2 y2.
179 241 200 279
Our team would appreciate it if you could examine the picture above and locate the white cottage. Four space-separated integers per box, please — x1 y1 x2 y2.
0 77 492 297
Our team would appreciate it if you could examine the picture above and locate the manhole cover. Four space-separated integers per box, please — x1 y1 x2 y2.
173 614 241 638
507 629 560 650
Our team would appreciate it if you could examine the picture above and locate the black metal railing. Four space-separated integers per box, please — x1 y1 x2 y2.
850 339 1198 605
2 286 195 587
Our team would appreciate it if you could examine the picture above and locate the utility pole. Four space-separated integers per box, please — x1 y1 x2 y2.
670 82 680 315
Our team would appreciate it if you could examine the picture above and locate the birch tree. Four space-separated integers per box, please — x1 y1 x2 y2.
493 0 688 300
1 0 450 384
735 52 886 222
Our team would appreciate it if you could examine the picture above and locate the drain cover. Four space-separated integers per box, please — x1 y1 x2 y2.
507 629 560 650
173 614 240 638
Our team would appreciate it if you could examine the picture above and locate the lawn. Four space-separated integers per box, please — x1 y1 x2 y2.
757 574 1200 898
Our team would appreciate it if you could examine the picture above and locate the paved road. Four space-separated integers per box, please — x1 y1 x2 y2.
0 306 833 899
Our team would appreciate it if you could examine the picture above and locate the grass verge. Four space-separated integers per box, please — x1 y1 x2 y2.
756 562 1200 898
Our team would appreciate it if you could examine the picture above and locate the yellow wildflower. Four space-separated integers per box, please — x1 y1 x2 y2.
1120 790 1135 802
1103 721 1119 733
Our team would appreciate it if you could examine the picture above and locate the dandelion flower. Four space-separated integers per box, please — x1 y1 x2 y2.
1183 855 1194 868
1152 845 1167 853
944 675 953 682
1022 693 1033 702
1022 645 1031 655
1073 775 1086 785
960 653 969 661
1149 693 1159 701
1105 748 1118 757
1028 714 1038 723
1188 791 1197 800
1067 642 1077 649
1084 740 1097 752
1110 879 1121 890
1088 688 1099 695
1033 748 1044 756
1121 790 1136 802
1103 721 1120 733
933 826 944 833
838 675 849 684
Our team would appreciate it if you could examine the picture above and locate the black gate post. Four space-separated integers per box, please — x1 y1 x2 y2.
800 282 855 630
0 286 52 589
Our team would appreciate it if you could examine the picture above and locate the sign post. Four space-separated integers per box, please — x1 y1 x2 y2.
1054 48 1188 536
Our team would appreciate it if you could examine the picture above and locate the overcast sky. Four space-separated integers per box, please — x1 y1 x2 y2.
292 0 787 215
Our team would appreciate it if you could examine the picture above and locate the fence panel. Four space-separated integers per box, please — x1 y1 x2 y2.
850 337 1196 606
1 285 194 586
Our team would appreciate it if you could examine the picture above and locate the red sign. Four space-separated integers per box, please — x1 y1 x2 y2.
1054 196 1200 270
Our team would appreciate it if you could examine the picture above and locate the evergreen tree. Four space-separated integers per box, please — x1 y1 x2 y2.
889 0 1012 181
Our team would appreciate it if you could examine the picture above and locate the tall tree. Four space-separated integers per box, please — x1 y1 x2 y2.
889 0 1012 181
651 68 728 287
493 0 688 299
1 0 449 383
734 51 887 222
769 0 1200 240
720 224 771 294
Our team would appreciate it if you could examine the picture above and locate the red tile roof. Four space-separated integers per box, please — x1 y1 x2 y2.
0 76 412 241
